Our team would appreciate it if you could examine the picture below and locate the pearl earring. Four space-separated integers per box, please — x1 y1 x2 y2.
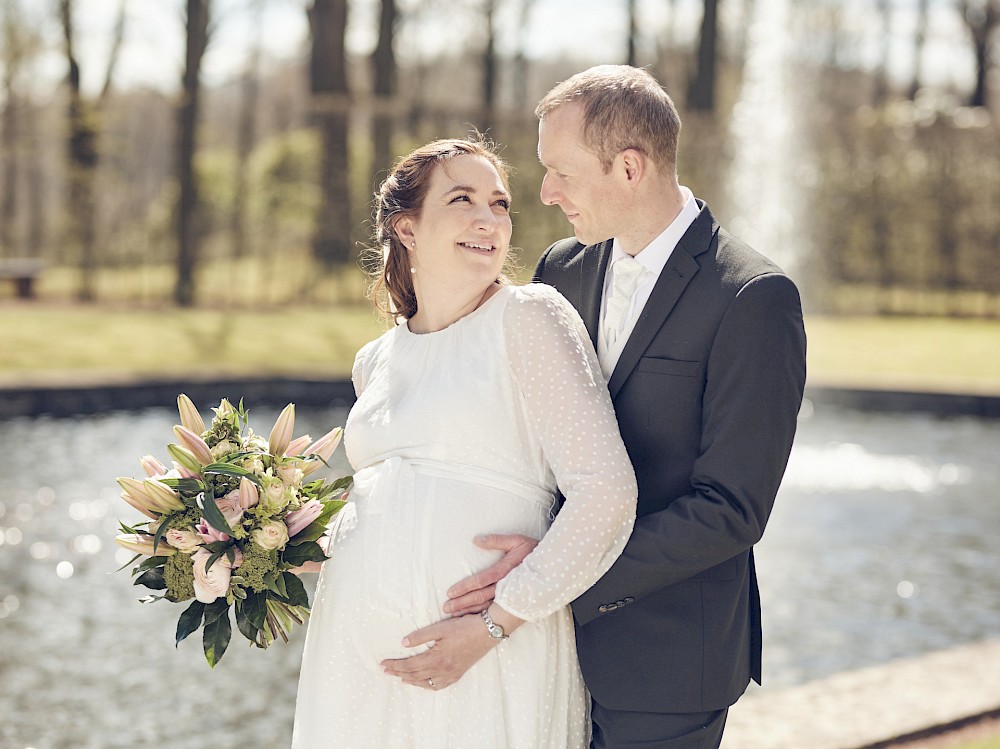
409 241 416 274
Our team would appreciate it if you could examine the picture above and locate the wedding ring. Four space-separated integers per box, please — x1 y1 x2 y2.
427 677 434 687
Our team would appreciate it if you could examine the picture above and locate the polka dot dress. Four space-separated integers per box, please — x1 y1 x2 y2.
291 284 637 749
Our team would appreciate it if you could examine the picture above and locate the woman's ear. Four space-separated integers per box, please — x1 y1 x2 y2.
393 217 416 248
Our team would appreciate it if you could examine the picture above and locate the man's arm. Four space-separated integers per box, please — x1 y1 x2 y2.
573 272 806 624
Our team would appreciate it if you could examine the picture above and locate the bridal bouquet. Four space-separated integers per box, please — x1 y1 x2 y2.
115 395 352 667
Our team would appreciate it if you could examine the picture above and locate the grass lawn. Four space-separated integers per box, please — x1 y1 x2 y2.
2 303 1000 394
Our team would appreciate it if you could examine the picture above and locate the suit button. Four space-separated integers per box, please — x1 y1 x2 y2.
623 597 634 605
598 603 617 613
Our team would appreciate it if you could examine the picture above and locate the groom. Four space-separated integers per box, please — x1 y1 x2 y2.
385 65 807 748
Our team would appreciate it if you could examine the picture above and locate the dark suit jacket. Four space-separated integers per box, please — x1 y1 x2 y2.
534 200 807 713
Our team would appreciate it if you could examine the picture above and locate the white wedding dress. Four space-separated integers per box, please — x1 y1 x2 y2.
291 283 637 749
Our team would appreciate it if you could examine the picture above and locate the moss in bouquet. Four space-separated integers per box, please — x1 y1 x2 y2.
236 541 278 593
165 506 203 532
164 553 196 602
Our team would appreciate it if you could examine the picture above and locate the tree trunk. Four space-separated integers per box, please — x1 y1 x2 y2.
959 0 1000 108
370 0 397 193
511 0 537 112
308 0 352 269
687 0 720 112
231 0 263 261
908 0 929 99
872 0 892 105
61 0 99 301
480 0 499 133
175 0 211 306
0 83 16 258
626 0 638 66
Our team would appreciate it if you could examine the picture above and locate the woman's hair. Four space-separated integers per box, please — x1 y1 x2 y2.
535 65 681 175
365 137 517 320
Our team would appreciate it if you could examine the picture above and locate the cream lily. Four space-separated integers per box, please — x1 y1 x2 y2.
177 394 207 434
139 455 169 478
168 443 203 474
173 425 214 466
285 435 312 457
143 479 186 512
115 533 178 557
119 491 159 519
118 478 167 515
301 427 344 476
268 404 296 457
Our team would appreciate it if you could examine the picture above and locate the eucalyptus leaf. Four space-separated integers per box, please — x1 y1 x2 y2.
176 600 205 646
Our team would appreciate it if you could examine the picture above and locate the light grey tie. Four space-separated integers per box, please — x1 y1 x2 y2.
603 255 646 349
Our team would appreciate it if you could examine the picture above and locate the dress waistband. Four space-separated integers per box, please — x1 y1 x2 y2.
352 456 554 513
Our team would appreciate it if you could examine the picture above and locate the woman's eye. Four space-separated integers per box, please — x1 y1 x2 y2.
495 199 511 210
450 194 471 203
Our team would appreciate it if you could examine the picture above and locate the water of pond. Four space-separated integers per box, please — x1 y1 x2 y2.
0 401 998 748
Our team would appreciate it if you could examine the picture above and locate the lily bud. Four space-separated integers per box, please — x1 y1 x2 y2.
139 454 168 478
285 435 312 457
177 394 206 434
116 533 177 557
118 477 158 507
143 479 185 512
168 443 203 475
238 477 260 510
119 491 159 519
173 425 214 466
301 427 343 476
268 404 296 457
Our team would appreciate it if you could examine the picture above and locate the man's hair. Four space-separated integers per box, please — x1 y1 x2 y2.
535 65 681 174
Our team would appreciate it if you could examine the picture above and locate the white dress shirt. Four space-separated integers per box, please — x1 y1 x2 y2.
597 186 699 378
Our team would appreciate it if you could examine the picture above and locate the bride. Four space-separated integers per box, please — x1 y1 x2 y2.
291 138 637 748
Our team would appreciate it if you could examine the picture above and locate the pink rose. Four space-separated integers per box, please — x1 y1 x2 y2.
216 492 246 527
191 548 233 603
285 500 323 538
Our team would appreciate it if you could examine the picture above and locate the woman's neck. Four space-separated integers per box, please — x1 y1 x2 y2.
408 280 499 334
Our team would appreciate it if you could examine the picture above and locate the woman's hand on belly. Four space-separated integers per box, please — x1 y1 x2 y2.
380 605 523 691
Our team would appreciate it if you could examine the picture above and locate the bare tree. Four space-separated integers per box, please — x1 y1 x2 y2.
687 0 720 112
626 0 639 66
231 0 264 260
511 0 538 112
308 0 352 269
957 0 1000 108
370 0 398 192
872 0 892 105
175 0 211 306
60 0 126 300
908 0 930 99
480 0 500 133
0 0 36 257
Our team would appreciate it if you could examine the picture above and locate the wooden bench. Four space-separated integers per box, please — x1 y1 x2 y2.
0 258 44 299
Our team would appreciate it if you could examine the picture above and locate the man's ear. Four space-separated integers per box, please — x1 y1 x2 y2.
393 217 416 247
619 149 645 184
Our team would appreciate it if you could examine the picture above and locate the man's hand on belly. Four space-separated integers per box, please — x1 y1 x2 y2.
442 533 538 616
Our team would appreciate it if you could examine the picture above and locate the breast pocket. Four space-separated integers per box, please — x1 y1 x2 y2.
636 356 701 378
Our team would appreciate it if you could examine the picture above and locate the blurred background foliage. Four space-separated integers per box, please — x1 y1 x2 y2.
0 0 998 315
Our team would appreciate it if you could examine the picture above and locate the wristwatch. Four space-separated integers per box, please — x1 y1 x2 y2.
480 609 509 641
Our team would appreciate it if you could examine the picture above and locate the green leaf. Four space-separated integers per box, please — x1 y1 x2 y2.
198 493 235 537
202 600 232 668
281 572 309 608
265 569 288 598
328 475 354 492
115 552 142 573
235 601 262 646
151 517 170 555
176 600 205 646
160 477 206 494
134 567 167 590
241 590 267 630
204 550 225 573
281 540 328 568
135 555 170 573
204 463 263 488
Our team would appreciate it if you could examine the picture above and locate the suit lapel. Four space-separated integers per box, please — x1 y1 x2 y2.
606 202 718 398
579 239 613 350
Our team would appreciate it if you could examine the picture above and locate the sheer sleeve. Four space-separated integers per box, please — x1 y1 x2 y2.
351 339 380 398
493 284 637 622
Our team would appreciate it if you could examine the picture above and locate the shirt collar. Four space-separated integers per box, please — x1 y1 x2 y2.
610 186 698 276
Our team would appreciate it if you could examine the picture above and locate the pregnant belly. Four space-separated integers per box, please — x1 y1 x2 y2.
319 459 551 660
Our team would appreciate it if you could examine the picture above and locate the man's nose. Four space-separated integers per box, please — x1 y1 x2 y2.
539 173 559 206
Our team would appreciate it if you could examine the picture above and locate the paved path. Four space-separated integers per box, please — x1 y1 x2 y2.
722 638 1000 749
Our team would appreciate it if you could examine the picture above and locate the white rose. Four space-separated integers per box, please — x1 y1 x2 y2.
253 521 289 551
277 464 304 488
191 548 233 603
211 440 237 460
165 527 202 554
